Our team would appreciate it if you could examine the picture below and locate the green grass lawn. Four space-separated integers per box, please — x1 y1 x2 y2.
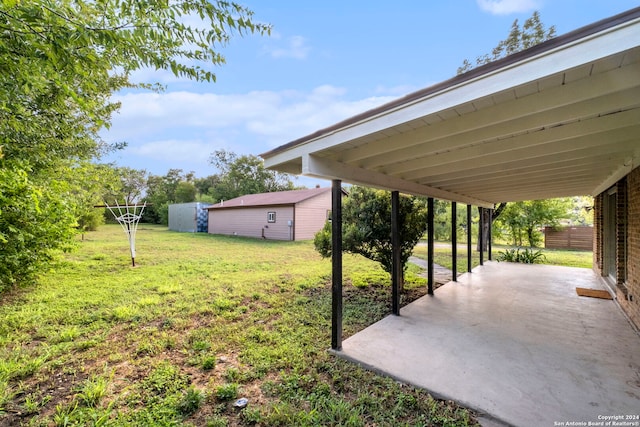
0 225 477 426
412 242 593 270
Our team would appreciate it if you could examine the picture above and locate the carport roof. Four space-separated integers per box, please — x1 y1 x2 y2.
261 8 640 208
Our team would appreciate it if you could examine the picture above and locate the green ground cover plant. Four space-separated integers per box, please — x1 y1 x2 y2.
0 225 477 426
495 248 546 264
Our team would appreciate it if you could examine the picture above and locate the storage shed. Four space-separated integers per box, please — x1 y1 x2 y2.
207 187 337 241
168 202 211 232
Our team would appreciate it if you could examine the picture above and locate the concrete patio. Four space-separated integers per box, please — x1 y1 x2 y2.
335 262 640 427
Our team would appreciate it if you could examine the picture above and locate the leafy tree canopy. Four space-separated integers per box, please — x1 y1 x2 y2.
208 149 297 202
106 167 149 205
72 162 121 233
0 0 268 289
314 186 428 289
432 199 479 242
496 198 572 247
457 11 556 74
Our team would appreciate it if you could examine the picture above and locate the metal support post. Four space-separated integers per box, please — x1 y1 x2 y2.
479 207 484 266
428 197 434 295
451 201 457 281
391 191 401 315
488 208 493 261
467 204 472 272
331 180 343 350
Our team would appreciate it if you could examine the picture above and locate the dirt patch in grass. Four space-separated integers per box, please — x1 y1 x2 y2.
3 363 89 425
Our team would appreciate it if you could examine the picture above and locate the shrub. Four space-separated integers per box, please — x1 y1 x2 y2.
496 248 546 264
496 248 518 262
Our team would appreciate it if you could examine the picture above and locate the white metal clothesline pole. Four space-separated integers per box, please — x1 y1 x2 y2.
105 201 146 267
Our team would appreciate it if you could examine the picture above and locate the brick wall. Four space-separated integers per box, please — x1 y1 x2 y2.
616 178 628 288
593 193 603 275
593 166 640 329
618 166 640 327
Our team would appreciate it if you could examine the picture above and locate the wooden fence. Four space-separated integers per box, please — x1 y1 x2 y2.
544 226 593 251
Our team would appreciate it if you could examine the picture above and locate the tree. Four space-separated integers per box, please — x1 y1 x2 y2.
569 196 594 226
0 1 268 288
458 11 556 74
175 182 197 204
477 202 507 252
72 163 121 233
143 169 196 225
194 175 222 203
314 187 428 291
432 199 480 242
0 160 77 291
456 11 555 249
496 199 572 247
208 149 296 202
108 167 148 205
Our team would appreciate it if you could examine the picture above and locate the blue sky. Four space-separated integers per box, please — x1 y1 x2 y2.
102 0 640 186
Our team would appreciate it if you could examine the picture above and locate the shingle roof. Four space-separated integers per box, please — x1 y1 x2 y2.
207 187 331 209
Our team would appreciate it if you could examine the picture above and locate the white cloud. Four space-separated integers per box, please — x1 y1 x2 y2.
108 90 288 143
476 0 540 15
131 139 214 163
103 85 397 173
245 93 395 147
265 35 311 59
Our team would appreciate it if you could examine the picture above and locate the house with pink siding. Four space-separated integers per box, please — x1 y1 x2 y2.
207 187 337 241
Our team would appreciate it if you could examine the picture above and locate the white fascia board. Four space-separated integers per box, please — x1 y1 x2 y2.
264 18 640 170
263 151 302 172
301 154 494 208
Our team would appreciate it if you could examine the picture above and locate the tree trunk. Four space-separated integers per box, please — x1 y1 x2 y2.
526 227 535 247
476 203 507 251
477 208 490 252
